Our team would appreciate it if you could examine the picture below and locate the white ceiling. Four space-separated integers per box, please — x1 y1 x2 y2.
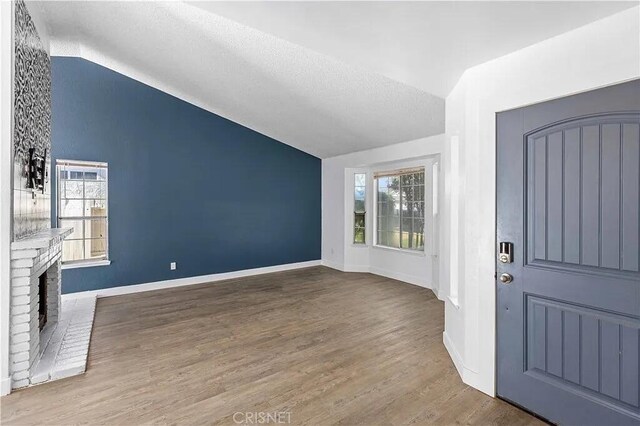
38 1 444 158
191 1 637 98
37 1 635 158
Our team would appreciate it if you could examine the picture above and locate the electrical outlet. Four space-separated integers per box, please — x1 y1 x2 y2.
170 262 176 270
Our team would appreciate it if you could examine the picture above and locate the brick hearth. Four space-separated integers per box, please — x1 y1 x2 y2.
9 228 72 389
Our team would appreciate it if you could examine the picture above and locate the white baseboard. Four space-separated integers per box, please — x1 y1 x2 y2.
321 260 439 297
322 260 371 273
431 286 442 300
62 260 321 300
342 264 369 273
320 259 345 272
461 367 494 397
443 331 464 378
320 260 369 273
369 266 429 288
0 375 11 396
442 331 494 397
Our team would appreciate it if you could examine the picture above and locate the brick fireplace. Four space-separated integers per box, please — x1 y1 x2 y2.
5 0 96 395
9 228 72 389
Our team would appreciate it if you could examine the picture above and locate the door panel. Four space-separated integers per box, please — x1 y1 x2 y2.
526 114 640 275
525 295 639 405
497 80 640 425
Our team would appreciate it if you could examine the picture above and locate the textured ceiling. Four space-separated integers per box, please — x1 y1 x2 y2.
38 1 444 159
37 1 634 158
191 1 637 98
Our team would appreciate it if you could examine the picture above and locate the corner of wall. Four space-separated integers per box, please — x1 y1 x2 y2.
0 375 11 396
368 265 430 289
443 330 494 397
0 0 13 397
320 259 345 272
432 284 445 302
442 330 463 377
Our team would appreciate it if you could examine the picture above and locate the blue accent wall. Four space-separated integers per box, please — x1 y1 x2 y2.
51 57 321 294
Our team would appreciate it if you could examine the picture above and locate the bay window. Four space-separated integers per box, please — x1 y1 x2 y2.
375 168 425 251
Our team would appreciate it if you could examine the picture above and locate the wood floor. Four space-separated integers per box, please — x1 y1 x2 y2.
1 266 541 425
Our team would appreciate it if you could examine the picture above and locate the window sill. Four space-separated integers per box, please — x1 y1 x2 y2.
351 243 368 248
372 245 426 257
62 260 111 270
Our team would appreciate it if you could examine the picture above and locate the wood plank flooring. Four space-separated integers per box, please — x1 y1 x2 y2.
1 266 542 425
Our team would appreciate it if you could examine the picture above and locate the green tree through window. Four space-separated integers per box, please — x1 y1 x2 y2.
376 170 425 250
354 173 366 244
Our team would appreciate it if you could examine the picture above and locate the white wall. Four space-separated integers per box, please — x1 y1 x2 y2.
0 0 13 397
322 134 446 296
442 6 640 396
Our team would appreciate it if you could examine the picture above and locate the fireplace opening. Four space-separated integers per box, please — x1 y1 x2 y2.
38 271 47 331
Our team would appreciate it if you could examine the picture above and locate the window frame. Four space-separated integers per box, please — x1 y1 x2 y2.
56 159 110 268
353 172 367 245
373 167 426 253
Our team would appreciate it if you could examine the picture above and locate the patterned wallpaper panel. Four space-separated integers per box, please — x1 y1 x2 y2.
13 0 52 240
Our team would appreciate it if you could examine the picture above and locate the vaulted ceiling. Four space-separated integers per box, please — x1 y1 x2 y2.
191 1 637 98
37 1 635 158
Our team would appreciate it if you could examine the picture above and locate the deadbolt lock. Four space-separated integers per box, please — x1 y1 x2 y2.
499 242 514 264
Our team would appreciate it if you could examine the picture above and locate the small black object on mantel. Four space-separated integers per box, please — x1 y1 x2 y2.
27 147 47 193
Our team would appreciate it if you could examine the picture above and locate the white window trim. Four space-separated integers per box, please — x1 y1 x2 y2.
62 259 111 270
373 168 427 254
56 159 110 266
371 244 426 257
353 172 367 245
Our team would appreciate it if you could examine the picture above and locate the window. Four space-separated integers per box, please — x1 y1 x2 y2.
375 168 425 251
56 160 109 265
354 173 366 244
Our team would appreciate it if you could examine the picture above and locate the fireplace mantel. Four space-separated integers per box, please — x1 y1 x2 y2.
11 227 73 251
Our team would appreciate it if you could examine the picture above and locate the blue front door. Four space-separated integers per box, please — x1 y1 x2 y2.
497 80 640 425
